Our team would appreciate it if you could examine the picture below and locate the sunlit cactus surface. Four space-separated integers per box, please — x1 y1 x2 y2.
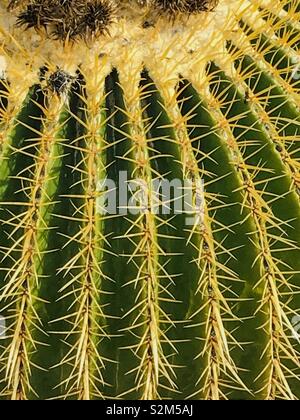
0 0 300 400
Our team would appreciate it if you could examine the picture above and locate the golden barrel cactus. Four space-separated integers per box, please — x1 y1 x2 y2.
0 0 300 400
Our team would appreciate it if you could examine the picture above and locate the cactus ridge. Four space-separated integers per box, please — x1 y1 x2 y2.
0 0 300 400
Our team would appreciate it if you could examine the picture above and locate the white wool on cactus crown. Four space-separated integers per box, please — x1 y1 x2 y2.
0 1 286 98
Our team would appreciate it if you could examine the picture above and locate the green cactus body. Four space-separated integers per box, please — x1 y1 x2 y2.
0 0 300 400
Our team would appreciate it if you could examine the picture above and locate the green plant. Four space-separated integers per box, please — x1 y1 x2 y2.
0 0 300 400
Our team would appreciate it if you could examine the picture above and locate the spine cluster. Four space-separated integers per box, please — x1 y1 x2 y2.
152 0 218 15
9 0 117 41
8 0 219 42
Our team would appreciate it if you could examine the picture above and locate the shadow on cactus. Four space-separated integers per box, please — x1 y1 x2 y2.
0 0 300 401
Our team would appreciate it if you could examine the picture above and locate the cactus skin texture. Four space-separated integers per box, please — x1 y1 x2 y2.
0 0 300 400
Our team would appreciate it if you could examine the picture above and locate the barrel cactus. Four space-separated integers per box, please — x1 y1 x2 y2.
0 0 299 400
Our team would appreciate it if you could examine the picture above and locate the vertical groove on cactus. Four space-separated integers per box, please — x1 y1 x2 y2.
205 62 300 399
116 68 176 399
177 78 266 399
0 86 46 399
0 0 300 400
140 71 205 399
52 71 108 400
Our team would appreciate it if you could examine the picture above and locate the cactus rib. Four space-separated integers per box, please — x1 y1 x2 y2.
0 0 300 400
